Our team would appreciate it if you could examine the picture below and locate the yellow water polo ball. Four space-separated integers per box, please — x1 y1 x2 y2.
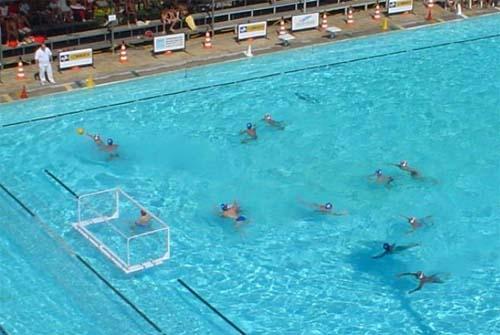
77 128 85 135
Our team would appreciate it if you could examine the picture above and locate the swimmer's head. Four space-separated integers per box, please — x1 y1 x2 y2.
416 271 424 279
383 243 391 251
246 123 253 130
220 203 228 211
325 202 333 210
409 217 417 225
375 169 383 176
400 160 408 168
264 114 271 120
93 134 101 141
140 209 147 216
107 138 113 146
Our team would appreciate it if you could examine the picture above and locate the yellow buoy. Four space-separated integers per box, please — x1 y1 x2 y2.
86 75 95 89
382 18 389 31
77 127 85 135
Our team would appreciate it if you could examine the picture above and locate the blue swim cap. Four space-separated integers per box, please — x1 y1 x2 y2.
375 169 382 176
383 243 390 251
236 215 246 222
325 202 333 210
220 203 228 211
107 138 113 145
246 123 252 129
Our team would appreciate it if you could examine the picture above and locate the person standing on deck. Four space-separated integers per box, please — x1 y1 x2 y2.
34 43 56 85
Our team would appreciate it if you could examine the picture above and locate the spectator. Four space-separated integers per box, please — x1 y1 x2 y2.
0 4 8 18
48 0 73 23
125 0 137 24
5 16 19 45
70 0 87 21
34 43 56 85
160 6 180 33
7 0 19 16
84 0 94 20
19 0 30 17
13 13 33 44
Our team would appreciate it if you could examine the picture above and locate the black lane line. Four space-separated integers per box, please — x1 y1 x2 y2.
44 169 79 199
177 279 246 335
0 325 9 335
0 183 35 217
0 178 164 334
76 255 165 334
3 33 499 129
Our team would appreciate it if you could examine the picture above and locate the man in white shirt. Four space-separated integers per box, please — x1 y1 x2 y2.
34 43 56 85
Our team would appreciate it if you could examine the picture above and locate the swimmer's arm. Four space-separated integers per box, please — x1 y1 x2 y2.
429 274 444 283
408 282 424 294
397 272 419 279
331 211 348 216
394 243 419 252
241 138 256 144
371 251 388 259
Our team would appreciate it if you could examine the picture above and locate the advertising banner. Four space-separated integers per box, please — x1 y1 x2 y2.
154 33 185 53
387 0 413 14
58 48 93 70
237 22 267 40
292 13 319 31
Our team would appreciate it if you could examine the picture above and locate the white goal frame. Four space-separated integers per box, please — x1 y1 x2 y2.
73 188 170 274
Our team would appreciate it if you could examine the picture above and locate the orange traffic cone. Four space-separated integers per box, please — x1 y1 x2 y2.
426 8 433 20
346 8 354 24
16 59 25 80
279 18 286 35
373 3 381 20
203 30 212 48
19 85 28 99
321 12 328 30
119 41 128 63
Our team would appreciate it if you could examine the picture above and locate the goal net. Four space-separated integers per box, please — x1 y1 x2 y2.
74 188 170 274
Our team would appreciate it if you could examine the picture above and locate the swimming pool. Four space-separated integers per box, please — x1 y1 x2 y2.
1 14 499 335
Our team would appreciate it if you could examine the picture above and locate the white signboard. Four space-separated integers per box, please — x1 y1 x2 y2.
292 13 319 31
58 48 93 70
387 0 413 14
154 34 185 53
237 22 267 40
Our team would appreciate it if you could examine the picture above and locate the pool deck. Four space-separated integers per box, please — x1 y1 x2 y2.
0 4 498 103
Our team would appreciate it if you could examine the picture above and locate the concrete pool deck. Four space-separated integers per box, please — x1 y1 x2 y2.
0 4 498 104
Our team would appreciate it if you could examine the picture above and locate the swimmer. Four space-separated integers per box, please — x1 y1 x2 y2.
400 215 433 232
371 242 419 259
397 271 444 294
219 201 247 225
135 209 152 226
87 133 103 146
240 123 257 143
102 138 119 157
262 114 285 130
304 201 348 216
370 169 394 186
392 160 421 178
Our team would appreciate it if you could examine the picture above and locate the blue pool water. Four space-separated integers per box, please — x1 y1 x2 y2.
1 14 500 335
